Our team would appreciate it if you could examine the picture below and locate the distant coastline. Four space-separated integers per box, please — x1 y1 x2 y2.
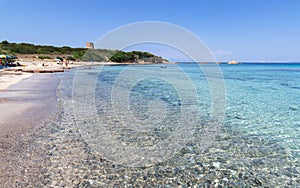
176 62 300 64
0 40 170 64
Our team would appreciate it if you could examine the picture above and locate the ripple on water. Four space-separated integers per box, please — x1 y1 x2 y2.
33 65 300 186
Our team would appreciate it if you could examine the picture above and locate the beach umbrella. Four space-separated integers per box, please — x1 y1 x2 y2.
0 54 7 58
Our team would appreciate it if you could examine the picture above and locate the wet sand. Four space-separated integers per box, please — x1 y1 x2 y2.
0 73 60 187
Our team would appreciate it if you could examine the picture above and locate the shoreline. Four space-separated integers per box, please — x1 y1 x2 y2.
0 70 32 90
0 60 175 90
0 73 60 186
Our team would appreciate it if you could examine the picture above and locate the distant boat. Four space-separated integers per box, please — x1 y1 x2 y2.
160 65 167 68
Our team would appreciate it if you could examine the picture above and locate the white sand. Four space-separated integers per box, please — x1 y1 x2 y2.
0 60 130 90
0 70 33 90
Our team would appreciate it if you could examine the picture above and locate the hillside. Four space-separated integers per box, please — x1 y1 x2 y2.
0 40 168 63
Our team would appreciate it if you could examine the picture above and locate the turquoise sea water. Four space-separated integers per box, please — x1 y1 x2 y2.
94 63 300 151
221 63 300 158
67 63 300 186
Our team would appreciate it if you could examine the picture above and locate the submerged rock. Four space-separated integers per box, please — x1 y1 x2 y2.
289 106 299 111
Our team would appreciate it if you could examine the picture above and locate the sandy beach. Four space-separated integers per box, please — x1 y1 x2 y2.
0 70 32 90
0 71 60 187
0 61 125 186
0 60 119 93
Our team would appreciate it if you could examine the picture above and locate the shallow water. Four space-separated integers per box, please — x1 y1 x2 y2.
42 63 300 187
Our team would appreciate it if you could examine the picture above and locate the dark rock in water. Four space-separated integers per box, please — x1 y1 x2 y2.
235 115 245 120
206 179 212 184
289 106 299 110
254 177 263 186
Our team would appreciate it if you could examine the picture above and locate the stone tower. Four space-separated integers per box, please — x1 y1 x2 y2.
86 42 94 49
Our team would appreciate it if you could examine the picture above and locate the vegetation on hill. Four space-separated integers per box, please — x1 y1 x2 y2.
0 40 168 63
0 40 87 59
81 49 118 62
109 50 168 63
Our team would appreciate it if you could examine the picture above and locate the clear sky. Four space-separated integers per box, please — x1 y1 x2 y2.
1 0 300 62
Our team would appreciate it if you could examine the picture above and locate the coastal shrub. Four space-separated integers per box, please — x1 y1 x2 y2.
81 50 106 61
109 51 135 62
67 56 76 61
60 46 72 54
38 56 51 60
73 50 87 59
131 51 155 58
19 46 36 54
1 40 9 45
0 41 87 56
109 50 157 63
37 48 48 54
0 41 166 63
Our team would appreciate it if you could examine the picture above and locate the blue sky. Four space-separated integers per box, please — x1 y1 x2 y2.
1 0 300 62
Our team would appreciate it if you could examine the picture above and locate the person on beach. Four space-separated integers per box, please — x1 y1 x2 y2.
65 60 69 68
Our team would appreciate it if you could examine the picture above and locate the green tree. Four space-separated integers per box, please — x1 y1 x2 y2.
1 40 9 45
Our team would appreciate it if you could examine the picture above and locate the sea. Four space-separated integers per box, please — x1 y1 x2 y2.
48 63 300 187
